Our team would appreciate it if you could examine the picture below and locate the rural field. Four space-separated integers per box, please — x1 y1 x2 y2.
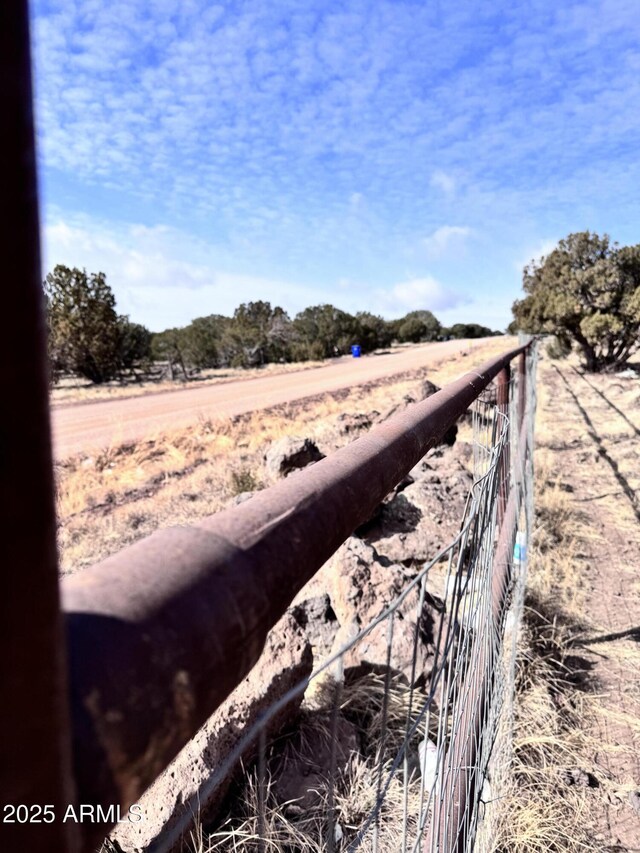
495 350 640 851
53 337 495 573
53 337 640 852
10 2 640 851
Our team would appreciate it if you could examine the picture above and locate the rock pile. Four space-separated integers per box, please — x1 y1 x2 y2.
324 536 444 682
336 378 460 446
360 450 473 566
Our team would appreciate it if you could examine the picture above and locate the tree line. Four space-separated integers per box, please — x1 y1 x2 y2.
44 264 503 384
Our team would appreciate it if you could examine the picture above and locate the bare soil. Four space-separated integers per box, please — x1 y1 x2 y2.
529 354 640 851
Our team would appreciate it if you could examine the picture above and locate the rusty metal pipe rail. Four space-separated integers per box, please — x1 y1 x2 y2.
62 343 528 850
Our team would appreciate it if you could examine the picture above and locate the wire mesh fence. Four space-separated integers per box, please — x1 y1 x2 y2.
122 346 537 853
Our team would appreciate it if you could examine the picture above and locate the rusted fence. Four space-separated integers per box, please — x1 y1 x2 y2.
123 355 537 853
2 4 536 851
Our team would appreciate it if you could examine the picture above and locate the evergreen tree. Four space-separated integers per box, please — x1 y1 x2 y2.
44 265 121 383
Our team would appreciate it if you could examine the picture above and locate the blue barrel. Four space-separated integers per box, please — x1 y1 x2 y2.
351 344 361 358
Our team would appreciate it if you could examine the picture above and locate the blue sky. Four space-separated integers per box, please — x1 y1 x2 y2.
32 0 640 332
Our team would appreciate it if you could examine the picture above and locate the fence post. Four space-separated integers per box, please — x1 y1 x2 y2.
0 2 78 851
496 365 511 528
518 352 526 429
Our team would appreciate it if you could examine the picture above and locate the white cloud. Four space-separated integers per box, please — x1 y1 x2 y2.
41 211 524 331
31 0 640 337
423 225 472 257
514 238 558 273
430 170 456 195
42 215 331 330
435 294 514 332
373 276 468 317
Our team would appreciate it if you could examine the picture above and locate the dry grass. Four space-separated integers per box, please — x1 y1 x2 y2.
489 352 640 852
488 501 597 850
191 672 430 853
55 339 504 574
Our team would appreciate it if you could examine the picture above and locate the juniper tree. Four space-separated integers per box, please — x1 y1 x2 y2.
512 232 640 372
44 265 121 383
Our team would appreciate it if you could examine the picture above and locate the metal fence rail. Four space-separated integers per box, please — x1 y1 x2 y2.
61 344 530 852
142 347 536 853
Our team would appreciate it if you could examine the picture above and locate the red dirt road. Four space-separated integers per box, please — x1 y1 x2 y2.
51 339 488 459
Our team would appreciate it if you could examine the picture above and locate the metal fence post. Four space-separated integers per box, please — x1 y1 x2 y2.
496 366 511 528
0 2 78 850
518 352 526 429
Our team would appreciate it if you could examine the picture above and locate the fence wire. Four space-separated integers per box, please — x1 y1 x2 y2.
139 347 537 853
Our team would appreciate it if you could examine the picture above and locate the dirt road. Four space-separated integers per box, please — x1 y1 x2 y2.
51 339 489 459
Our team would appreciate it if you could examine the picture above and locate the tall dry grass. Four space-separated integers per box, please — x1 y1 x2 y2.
192 672 431 853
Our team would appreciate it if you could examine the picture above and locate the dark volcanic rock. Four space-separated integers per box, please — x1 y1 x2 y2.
264 436 325 479
336 411 379 435
291 594 340 658
327 537 442 682
420 379 440 398
109 613 312 852
362 452 473 565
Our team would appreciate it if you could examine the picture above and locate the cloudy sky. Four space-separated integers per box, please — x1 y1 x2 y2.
32 0 640 332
